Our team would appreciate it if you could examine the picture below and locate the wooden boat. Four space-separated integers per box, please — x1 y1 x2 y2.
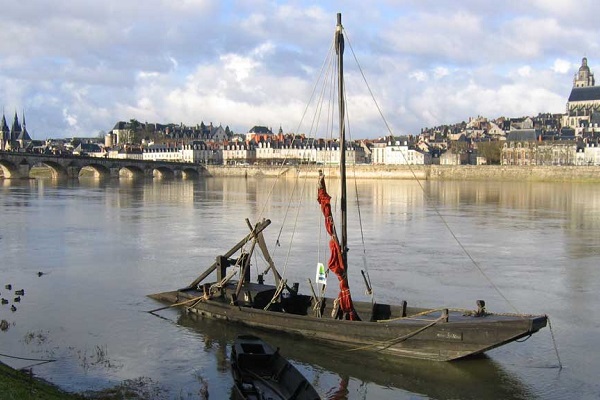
149 13 547 362
230 334 320 400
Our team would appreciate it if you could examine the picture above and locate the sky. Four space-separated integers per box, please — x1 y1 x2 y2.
1 0 600 139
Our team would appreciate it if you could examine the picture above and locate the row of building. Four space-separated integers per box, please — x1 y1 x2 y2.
61 131 600 167
4 58 600 166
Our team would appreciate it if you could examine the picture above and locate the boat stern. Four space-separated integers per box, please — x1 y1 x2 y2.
529 314 548 334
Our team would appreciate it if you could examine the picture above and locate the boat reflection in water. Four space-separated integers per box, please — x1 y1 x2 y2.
149 13 547 363
173 311 533 400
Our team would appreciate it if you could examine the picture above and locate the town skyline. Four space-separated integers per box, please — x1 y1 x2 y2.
2 1 599 139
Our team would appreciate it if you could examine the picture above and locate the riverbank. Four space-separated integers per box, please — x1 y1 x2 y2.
5 164 600 183
0 360 83 399
205 164 600 182
0 360 154 399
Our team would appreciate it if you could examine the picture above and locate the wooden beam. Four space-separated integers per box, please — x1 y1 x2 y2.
245 218 281 285
184 219 271 290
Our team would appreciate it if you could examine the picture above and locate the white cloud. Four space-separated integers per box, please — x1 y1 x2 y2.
433 67 450 80
62 108 78 128
517 66 532 77
1 0 599 137
409 71 428 82
552 59 573 74
221 53 259 82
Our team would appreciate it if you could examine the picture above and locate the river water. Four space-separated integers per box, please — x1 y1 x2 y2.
0 176 599 399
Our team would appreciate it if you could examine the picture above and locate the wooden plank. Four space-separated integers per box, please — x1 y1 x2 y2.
185 219 271 289
256 230 282 286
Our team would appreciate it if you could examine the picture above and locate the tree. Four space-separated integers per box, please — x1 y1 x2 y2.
124 119 142 144
476 141 503 164
449 140 469 154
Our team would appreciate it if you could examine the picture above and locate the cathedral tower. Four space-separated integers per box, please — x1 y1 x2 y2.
574 57 595 88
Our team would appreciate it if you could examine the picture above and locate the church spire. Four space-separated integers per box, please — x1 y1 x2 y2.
0 113 9 151
19 110 31 142
10 111 21 146
574 57 595 87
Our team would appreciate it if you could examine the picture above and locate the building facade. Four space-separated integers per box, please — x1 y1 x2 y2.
563 58 600 134
371 141 431 165
0 112 31 151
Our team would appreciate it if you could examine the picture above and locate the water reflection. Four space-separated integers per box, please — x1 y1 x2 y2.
423 181 600 260
175 311 532 400
1 177 598 399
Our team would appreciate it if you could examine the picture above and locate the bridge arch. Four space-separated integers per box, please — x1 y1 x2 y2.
181 168 200 180
153 167 175 179
80 164 111 179
0 159 20 178
119 166 145 179
1 152 206 180
34 160 70 179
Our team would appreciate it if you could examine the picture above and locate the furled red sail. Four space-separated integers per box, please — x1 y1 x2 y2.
317 172 360 320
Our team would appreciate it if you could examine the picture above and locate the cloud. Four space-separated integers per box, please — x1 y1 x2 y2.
1 1 599 138
552 59 574 74
409 71 428 82
434 67 450 80
62 108 79 129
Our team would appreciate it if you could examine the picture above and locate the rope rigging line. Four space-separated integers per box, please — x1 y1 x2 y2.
341 61 374 302
280 168 315 279
547 316 563 369
269 37 338 282
263 279 287 311
343 28 520 314
0 352 57 363
255 38 336 252
346 316 446 352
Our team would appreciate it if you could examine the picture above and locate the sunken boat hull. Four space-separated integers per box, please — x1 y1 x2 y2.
149 284 547 362
230 334 320 400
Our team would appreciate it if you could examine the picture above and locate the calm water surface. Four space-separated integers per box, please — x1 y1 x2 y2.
1 176 599 399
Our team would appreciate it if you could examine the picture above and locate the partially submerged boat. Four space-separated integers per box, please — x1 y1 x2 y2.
230 334 320 400
149 13 547 362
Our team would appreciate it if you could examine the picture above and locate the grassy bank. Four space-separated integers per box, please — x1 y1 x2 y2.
0 361 162 400
0 361 84 400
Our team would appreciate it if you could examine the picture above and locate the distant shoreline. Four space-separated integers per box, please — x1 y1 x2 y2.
6 164 600 183
205 164 600 183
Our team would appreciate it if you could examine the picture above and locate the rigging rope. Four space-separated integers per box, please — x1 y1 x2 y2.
346 316 445 352
0 353 56 363
262 36 338 283
547 316 563 369
344 29 520 314
263 279 287 311
341 62 374 301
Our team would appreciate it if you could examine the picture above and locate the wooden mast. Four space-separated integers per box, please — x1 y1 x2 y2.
335 13 348 269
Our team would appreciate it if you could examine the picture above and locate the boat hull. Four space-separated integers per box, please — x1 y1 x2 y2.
231 334 320 400
149 286 547 362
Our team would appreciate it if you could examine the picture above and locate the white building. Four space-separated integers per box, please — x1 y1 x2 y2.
142 142 219 164
254 141 365 165
562 57 600 134
223 143 256 165
108 148 143 160
143 144 183 162
371 141 431 165
576 143 600 165
181 142 219 164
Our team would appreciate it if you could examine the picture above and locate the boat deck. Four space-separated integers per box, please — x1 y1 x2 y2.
152 284 545 326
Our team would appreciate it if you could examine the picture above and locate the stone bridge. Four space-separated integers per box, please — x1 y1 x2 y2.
0 151 208 179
